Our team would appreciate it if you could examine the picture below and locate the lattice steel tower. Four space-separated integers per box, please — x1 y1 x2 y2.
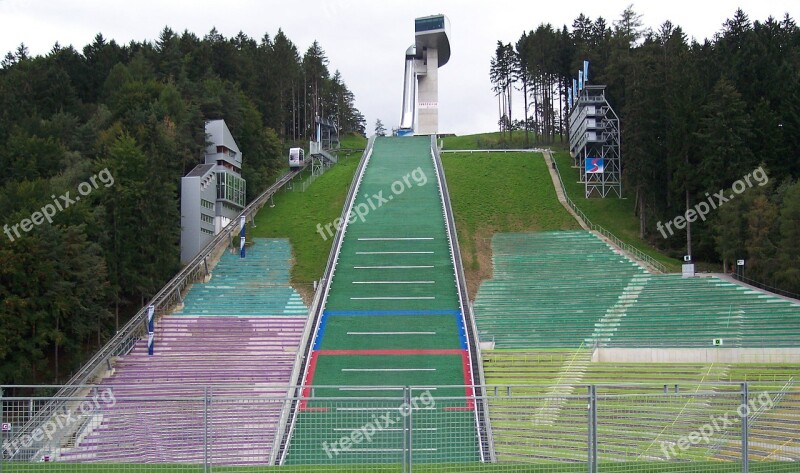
568 84 621 198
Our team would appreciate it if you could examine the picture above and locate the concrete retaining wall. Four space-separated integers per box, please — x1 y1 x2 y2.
594 347 800 364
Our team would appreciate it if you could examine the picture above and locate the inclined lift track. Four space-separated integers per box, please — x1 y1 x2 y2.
275 136 493 465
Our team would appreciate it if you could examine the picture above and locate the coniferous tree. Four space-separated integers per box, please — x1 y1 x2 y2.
777 182 800 292
0 26 365 383
375 119 387 137
501 6 800 292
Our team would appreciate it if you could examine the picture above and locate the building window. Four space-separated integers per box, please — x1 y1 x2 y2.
216 172 245 207
415 16 444 32
216 173 225 201
201 213 214 224
201 199 214 210
201 227 214 235
216 145 237 158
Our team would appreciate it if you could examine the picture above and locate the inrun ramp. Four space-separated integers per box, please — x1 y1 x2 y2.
283 136 481 465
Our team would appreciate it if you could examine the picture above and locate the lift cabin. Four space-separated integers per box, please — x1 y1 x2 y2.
288 148 305 169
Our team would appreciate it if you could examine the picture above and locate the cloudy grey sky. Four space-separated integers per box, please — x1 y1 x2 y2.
1 0 796 136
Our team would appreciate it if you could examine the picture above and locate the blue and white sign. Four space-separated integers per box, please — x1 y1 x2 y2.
2 422 11 432
583 60 589 84
585 157 604 174
147 305 155 356
147 305 155 333
578 70 584 91
239 216 246 259
572 79 578 102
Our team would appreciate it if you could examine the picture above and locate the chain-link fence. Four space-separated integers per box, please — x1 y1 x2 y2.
2 382 797 472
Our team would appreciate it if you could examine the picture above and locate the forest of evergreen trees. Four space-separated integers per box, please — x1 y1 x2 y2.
491 7 800 296
0 27 365 384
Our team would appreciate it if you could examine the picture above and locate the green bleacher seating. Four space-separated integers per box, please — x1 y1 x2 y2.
474 231 800 348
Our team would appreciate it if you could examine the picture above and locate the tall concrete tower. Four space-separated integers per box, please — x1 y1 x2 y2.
399 14 451 136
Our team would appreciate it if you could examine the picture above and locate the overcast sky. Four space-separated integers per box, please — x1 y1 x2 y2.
1 0 796 136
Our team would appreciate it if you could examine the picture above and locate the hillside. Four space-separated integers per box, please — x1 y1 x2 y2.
0 28 364 384
251 156 360 300
442 151 579 295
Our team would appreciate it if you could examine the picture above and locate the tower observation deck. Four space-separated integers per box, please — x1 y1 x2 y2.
398 14 451 136
568 63 621 198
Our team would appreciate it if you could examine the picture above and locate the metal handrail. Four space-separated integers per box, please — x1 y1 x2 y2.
440 148 544 154
8 166 305 460
2 381 792 394
548 150 668 274
4 382 793 464
731 273 800 300
707 377 795 456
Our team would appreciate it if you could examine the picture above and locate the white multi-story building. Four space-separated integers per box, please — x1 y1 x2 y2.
180 119 246 264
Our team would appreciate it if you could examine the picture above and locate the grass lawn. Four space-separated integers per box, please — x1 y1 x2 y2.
250 155 359 291
442 131 567 150
442 152 579 294
338 133 368 150
442 131 531 150
551 150 682 272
